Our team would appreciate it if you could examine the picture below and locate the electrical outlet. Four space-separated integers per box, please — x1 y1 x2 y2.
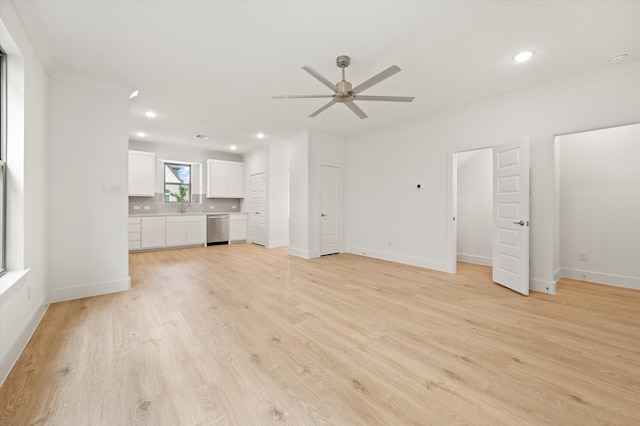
133 206 140 210
578 251 588 261
209 206 215 209
232 205 237 209
144 206 150 210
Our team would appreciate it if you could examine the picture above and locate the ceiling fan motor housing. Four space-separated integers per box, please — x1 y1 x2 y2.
335 80 354 102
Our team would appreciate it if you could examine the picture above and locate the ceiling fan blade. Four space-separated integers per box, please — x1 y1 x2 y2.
352 65 401 94
273 95 334 99
302 66 337 92
354 95 414 102
345 101 368 119
309 100 336 117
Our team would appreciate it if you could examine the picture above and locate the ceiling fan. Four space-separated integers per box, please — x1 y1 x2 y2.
273 55 414 119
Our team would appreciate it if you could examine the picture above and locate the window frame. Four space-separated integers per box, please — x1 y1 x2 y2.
0 47 7 276
163 162 192 203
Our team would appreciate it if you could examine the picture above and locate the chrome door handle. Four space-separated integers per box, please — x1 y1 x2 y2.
512 220 525 226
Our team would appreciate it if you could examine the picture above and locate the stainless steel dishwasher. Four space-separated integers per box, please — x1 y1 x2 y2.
207 214 229 245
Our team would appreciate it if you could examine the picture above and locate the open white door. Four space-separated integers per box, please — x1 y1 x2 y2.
492 137 530 295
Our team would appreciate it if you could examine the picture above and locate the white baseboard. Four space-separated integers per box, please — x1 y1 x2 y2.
557 267 640 290
346 247 450 273
457 254 492 266
288 247 311 259
530 277 557 294
0 302 49 387
49 277 131 303
267 240 289 249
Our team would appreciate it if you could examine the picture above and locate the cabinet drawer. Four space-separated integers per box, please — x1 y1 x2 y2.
128 232 141 241
128 239 141 250
128 223 141 233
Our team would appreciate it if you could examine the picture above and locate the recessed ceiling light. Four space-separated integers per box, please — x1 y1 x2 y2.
136 131 146 137
256 132 265 139
129 90 139 99
513 51 534 63
230 145 237 151
144 111 157 118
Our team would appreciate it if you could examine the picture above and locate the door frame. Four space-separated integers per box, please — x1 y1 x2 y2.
447 145 494 274
447 138 530 295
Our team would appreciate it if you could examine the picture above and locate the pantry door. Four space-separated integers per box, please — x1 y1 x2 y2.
249 172 267 246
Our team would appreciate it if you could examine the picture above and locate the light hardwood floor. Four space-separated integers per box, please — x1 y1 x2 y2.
1 243 639 425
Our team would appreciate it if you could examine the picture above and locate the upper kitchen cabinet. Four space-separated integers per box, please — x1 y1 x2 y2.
128 150 156 196
207 159 244 198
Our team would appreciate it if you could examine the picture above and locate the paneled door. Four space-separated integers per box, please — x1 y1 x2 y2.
249 172 267 246
492 136 530 295
320 165 341 255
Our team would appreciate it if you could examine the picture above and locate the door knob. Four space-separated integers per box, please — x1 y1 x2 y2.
512 220 525 226
321 213 327 217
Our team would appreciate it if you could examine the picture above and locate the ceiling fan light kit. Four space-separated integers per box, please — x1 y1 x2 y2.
273 55 414 119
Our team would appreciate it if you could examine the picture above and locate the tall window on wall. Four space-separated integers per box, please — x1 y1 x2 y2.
164 163 191 203
0 47 7 276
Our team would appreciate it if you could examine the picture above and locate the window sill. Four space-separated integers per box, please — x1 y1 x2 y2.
0 268 31 296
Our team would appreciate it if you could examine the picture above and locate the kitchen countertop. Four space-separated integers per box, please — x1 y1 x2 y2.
129 212 247 217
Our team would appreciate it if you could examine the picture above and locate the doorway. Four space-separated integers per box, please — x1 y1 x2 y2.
554 123 640 290
449 137 530 295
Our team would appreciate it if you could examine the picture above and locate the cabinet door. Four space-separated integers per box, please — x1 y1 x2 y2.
128 151 155 196
165 222 187 247
229 215 248 242
207 161 228 197
186 221 206 245
141 217 165 248
227 163 244 198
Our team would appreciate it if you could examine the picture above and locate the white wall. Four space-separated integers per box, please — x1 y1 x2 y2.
288 133 309 258
0 3 49 385
346 64 640 293
456 149 492 266
557 124 640 289
47 76 130 302
268 142 290 248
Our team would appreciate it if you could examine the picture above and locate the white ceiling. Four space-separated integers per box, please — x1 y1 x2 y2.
13 1 640 153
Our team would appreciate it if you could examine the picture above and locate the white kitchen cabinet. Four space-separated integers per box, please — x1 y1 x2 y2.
229 213 248 242
128 217 141 250
128 150 156 196
141 216 165 249
165 215 206 247
206 159 244 198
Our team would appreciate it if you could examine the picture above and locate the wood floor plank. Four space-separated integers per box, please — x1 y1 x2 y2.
1 244 639 425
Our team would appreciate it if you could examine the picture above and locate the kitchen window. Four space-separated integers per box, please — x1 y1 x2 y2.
164 163 191 203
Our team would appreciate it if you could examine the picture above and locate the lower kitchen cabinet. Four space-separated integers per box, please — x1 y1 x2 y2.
165 215 206 247
128 217 141 250
141 216 166 249
229 213 248 242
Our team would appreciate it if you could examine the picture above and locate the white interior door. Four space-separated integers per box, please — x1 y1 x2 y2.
492 136 530 295
249 172 267 246
320 165 340 255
